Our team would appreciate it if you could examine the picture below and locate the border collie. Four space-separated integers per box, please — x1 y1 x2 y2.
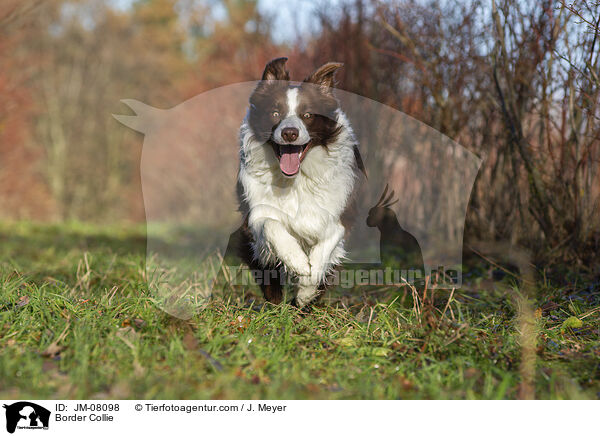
236 57 364 308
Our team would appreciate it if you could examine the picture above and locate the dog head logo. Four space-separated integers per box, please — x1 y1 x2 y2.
3 402 50 434
114 76 481 318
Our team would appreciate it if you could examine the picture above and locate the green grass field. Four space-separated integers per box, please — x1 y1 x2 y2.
0 222 598 399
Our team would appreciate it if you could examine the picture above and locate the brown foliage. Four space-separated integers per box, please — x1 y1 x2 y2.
295 0 600 264
0 0 598 263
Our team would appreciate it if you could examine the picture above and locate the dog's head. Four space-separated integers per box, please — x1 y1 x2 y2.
248 57 343 177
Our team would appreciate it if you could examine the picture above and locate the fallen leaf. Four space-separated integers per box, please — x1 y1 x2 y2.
371 347 390 357
16 295 29 308
337 337 358 347
41 342 63 359
121 318 131 328
561 316 583 331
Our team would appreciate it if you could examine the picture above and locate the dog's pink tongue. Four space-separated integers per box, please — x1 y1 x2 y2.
279 146 300 176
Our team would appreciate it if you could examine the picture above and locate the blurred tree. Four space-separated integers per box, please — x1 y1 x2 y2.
298 0 599 263
0 0 282 222
21 0 192 220
186 0 281 91
1 0 597 265
0 0 53 219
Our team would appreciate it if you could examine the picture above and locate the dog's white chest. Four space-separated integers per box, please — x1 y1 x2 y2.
289 186 334 245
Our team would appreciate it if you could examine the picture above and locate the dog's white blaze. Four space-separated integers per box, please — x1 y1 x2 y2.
286 88 299 117
273 88 310 145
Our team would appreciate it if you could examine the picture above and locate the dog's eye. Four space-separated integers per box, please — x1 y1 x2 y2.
272 111 280 118
303 112 312 119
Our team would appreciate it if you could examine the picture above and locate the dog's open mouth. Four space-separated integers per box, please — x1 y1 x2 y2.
276 142 311 176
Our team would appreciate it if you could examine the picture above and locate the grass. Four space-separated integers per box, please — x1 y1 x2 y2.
0 221 598 399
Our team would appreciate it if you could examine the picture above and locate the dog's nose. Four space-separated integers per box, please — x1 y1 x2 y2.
281 127 299 143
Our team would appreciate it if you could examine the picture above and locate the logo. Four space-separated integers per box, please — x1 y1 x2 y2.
2 402 50 434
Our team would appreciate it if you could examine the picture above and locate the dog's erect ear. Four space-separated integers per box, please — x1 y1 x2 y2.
304 62 343 93
261 57 290 81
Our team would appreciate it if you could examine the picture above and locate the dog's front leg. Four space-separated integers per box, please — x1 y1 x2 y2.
260 219 310 277
309 223 345 285
249 205 311 277
295 223 345 308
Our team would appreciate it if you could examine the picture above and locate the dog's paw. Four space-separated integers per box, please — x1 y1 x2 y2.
295 283 320 308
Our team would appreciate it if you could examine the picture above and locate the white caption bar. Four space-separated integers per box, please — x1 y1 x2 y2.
0 400 596 435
